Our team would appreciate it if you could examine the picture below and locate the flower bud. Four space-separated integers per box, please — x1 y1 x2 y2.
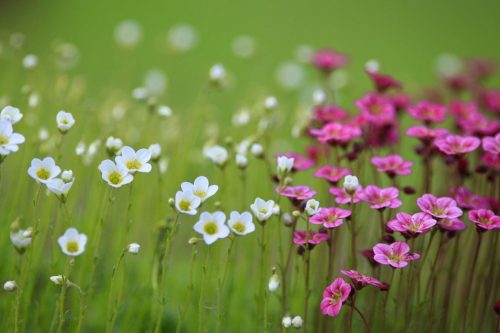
3 280 17 292
277 156 294 179
127 243 140 254
312 89 326 106
343 175 359 195
188 237 201 245
61 170 73 182
292 210 301 218
50 275 65 285
305 199 320 216
250 143 264 158
268 270 280 292
264 96 278 111
168 198 175 209
291 315 303 328
209 64 226 86
282 316 292 328
149 143 161 162
236 154 248 169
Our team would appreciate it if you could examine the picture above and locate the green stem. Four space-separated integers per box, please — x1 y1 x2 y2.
198 247 211 333
56 258 73 333
216 237 235 333
106 249 126 333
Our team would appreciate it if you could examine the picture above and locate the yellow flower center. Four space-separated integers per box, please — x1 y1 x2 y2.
126 159 142 170
432 207 445 216
258 208 268 215
330 290 342 305
36 168 50 180
66 241 79 253
107 171 123 185
478 217 491 225
61 118 69 125
178 200 191 211
388 253 402 263
0 134 8 145
232 222 246 233
203 222 218 235
194 190 206 198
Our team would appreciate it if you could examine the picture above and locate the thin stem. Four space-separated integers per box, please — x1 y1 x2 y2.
216 237 235 333
56 258 73 333
198 247 211 333
463 232 482 332
176 244 198 333
348 303 371 333
303 215 312 331
106 249 126 333
349 200 357 268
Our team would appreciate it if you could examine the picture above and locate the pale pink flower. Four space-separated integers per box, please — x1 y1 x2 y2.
371 154 413 176
452 187 490 210
320 278 351 317
387 212 436 235
309 207 351 228
482 133 500 155
373 242 420 268
329 186 363 204
437 218 467 231
434 135 481 156
406 126 449 141
277 185 317 201
468 209 500 230
310 122 362 145
341 269 387 290
359 185 402 209
293 231 329 245
314 166 351 184
417 194 463 219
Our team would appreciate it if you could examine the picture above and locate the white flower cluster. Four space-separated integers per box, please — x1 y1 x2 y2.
98 146 152 188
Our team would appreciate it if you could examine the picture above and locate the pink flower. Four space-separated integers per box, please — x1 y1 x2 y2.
293 231 329 245
371 154 413 176
276 152 315 171
340 269 387 290
481 89 500 113
437 218 467 231
468 209 500 230
452 187 490 210
387 212 436 236
329 186 363 204
309 207 351 228
312 49 349 73
417 194 463 219
373 242 420 268
406 126 449 142
314 166 351 184
365 70 402 93
277 185 317 201
434 135 481 156
359 185 402 209
482 152 500 171
310 122 362 145
449 101 479 121
313 105 348 124
320 278 351 317
389 93 411 111
355 93 396 125
482 133 500 155
408 102 447 123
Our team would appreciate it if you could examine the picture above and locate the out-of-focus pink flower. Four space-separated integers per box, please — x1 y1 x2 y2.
371 154 413 177
481 89 500 113
452 187 490 210
359 185 402 209
373 241 420 268
406 126 449 142
387 212 436 236
320 278 351 317
483 133 500 155
465 58 496 81
293 230 329 245
434 135 481 156
389 93 411 112
482 152 500 170
277 185 317 201
408 102 447 123
355 93 396 125
417 194 463 219
314 166 351 184
313 105 348 124
437 218 467 231
310 122 362 145
309 207 351 228
341 269 387 290
457 112 500 136
276 152 315 171
469 209 500 230
449 101 479 121
312 49 349 73
329 186 363 204
365 70 402 93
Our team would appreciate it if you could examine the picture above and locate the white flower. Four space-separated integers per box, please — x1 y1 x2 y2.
235 140 251 155
232 35 255 59
114 20 142 48
291 316 303 328
250 143 264 158
148 143 161 161
272 203 281 215
132 87 148 100
98 159 133 188
105 136 123 155
250 198 275 222
158 105 172 118
305 199 320 216
268 273 280 292
227 211 255 235
57 228 87 256
277 156 294 177
236 154 248 169
193 211 229 245
61 170 73 182
175 190 201 215
28 157 61 183
75 142 86 156
38 127 49 141
23 54 38 69
0 120 25 156
127 243 140 254
0 106 23 124
365 59 380 73
209 64 226 85
181 176 218 203
115 146 152 173
312 89 327 106
3 280 17 292
343 175 359 195
10 228 33 251
264 96 278 111
167 24 198 52
159 157 169 174
56 111 75 133
46 178 74 201
282 316 292 328
50 275 65 285
204 145 228 167
232 109 250 127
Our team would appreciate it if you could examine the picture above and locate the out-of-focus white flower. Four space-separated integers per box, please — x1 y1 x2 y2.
232 108 250 127
204 145 228 167
61 170 73 182
148 143 161 161
268 272 280 292
3 280 17 292
54 42 80 70
0 120 25 156
23 54 38 69
209 64 226 85
158 105 172 118
98 160 133 188
264 96 278 111
365 59 380 73
144 69 167 96
250 198 275 222
1 106 23 124
193 211 229 245
227 211 255 235
112 105 126 120
115 146 152 174
277 156 294 178
46 178 74 201
291 316 303 328
295 44 314 63
175 190 201 215
343 175 359 195
57 228 87 257
132 87 148 100
114 20 142 48
10 32 25 49
50 275 65 285
434 53 463 78
75 142 86 156
38 127 49 141
28 93 40 108
10 228 33 251
250 143 264 158
276 62 305 90
232 35 256 58
273 203 281 215
305 199 320 216
236 154 248 169
167 24 198 52
282 316 292 328
181 176 218 202
105 136 123 155
27 157 61 184
312 89 327 106
56 111 75 133
159 157 169 174
235 140 251 155
127 243 140 254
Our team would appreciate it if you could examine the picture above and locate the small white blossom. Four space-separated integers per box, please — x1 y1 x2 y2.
116 146 152 173
204 145 228 167
312 89 327 106
305 199 320 216
23 54 38 69
56 111 75 133
98 160 133 188
291 316 303 328
193 211 229 245
343 175 359 195
3 280 17 292
127 243 140 254
10 228 33 251
114 20 142 48
264 96 278 111
175 190 201 215
209 64 226 85
159 157 169 174
46 178 74 201
250 143 264 158
277 156 294 178
158 105 172 118
38 127 49 141
282 316 292 328
0 106 23 124
50 275 65 285
227 211 255 236
181 176 218 203
268 272 280 292
0 120 25 156
148 143 161 161
57 228 87 257
105 136 123 155
250 198 275 222
236 154 248 169
61 170 73 182
27 157 61 183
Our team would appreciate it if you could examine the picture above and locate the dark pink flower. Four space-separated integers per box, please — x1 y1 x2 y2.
468 209 500 230
417 194 463 219
388 93 411 111
313 105 348 124
320 278 351 317
355 93 396 125
365 70 402 93
481 89 500 113
437 218 467 231
387 212 436 235
310 122 362 145
293 231 329 245
408 102 447 123
452 187 490 210
312 49 349 73
309 207 351 228
359 185 402 209
434 135 481 156
371 154 413 176
406 126 449 142
449 101 480 121
482 152 500 171
276 152 315 171
373 242 420 268
277 185 317 201
314 166 351 184
329 186 363 204
341 269 387 290
457 112 500 137
483 133 500 155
